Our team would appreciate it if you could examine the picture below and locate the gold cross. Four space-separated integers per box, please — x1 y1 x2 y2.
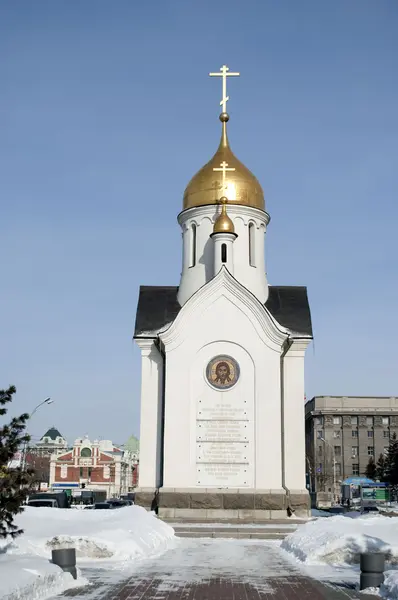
213 160 235 194
209 64 240 113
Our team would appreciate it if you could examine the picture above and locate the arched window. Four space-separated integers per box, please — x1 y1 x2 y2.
80 447 92 458
221 243 227 263
189 224 197 267
249 222 256 267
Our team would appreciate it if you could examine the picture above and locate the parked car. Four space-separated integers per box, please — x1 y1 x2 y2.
94 502 114 509
361 505 379 514
27 491 70 508
28 499 58 508
106 499 128 508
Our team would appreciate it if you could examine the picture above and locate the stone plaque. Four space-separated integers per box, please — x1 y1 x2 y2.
197 403 248 421
196 463 250 487
196 420 248 442
196 441 249 463
205 355 240 390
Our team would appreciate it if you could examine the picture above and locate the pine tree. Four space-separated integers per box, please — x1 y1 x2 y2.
385 432 398 495
365 456 377 480
376 453 386 482
0 386 33 538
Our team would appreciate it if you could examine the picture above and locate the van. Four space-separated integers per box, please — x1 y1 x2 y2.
28 499 58 508
28 491 70 509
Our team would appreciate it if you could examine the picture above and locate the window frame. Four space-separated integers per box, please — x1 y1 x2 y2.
189 224 197 268
248 222 256 267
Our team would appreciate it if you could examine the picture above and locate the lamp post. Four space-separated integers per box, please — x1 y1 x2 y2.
320 437 336 505
21 397 54 471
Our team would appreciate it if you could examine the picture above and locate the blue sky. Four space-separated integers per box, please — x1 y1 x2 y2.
1 1 397 446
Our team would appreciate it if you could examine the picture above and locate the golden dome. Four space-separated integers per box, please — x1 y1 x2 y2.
183 113 265 211
213 197 235 234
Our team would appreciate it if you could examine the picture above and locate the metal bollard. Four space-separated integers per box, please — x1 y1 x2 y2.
360 552 385 590
51 548 77 580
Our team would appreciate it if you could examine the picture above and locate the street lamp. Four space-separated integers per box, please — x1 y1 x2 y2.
30 397 53 417
320 437 336 504
21 397 54 470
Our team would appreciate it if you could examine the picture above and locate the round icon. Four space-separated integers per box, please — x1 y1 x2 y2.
205 355 240 390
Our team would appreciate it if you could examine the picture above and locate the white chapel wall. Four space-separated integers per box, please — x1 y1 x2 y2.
161 290 284 491
177 205 269 306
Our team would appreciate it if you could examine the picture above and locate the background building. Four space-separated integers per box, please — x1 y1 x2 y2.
124 434 140 487
305 396 398 498
34 427 68 456
49 436 137 498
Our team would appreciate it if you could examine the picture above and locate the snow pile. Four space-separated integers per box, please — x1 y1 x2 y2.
0 555 87 600
1 505 175 564
382 571 398 599
281 514 398 565
0 505 175 600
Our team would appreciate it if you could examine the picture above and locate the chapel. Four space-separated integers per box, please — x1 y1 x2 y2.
134 66 313 520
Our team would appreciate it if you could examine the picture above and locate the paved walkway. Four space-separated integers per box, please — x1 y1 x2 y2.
60 540 374 600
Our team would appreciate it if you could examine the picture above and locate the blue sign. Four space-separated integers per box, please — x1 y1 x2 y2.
52 483 80 488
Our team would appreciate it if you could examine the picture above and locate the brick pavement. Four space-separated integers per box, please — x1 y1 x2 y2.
59 540 375 600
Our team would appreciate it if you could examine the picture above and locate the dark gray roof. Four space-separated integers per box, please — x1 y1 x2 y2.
41 427 63 441
134 285 312 338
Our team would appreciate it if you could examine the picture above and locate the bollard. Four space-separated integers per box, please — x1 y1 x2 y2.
360 552 385 590
51 548 77 580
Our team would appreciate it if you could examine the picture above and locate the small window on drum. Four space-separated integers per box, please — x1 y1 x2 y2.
189 224 196 267
249 222 256 267
221 243 227 263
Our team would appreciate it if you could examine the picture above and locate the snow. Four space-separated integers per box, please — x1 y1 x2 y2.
281 513 398 599
382 571 398 599
0 555 86 600
0 505 175 600
281 513 398 565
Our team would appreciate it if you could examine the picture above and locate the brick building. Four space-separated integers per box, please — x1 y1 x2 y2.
305 396 398 499
49 436 136 498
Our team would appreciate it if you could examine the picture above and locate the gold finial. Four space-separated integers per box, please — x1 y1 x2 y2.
182 65 265 212
209 65 240 115
213 196 235 234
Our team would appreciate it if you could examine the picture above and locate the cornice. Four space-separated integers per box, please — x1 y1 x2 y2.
178 204 270 228
283 338 312 357
135 338 156 356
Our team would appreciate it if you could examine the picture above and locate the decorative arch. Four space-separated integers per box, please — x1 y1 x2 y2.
160 267 288 352
80 447 92 458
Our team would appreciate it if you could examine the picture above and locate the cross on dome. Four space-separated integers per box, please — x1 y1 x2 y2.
183 65 264 212
213 160 236 197
209 65 240 114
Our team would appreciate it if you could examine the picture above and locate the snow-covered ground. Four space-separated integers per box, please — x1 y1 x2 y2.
0 505 175 600
281 512 398 599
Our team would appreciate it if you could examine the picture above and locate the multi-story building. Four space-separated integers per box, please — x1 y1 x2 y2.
34 427 68 456
305 396 398 497
124 434 140 487
49 436 136 498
